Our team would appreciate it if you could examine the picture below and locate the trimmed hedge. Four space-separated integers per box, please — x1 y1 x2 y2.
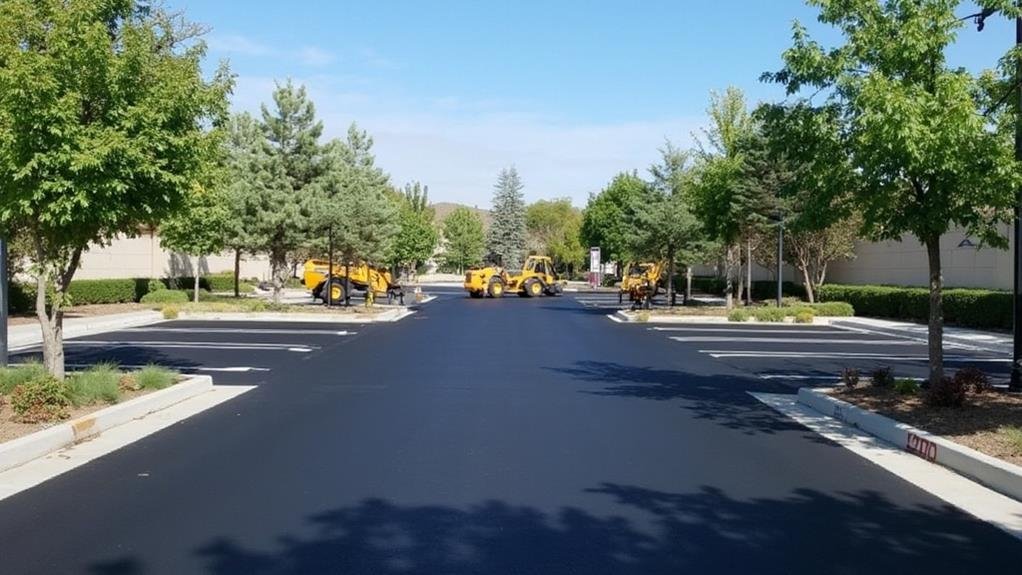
817 284 1010 330
6 273 252 314
140 290 189 304
686 276 806 300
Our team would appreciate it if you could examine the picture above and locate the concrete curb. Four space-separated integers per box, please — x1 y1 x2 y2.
0 375 213 474
9 311 164 349
614 310 838 325
177 309 414 323
797 387 1022 503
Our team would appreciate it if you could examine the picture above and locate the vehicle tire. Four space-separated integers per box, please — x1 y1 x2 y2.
524 278 543 297
488 279 505 298
325 279 345 306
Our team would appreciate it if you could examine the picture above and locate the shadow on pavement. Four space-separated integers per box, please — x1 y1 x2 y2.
546 360 811 437
87 484 1017 574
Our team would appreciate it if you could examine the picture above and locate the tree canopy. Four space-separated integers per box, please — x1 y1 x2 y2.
442 207 486 273
487 167 527 270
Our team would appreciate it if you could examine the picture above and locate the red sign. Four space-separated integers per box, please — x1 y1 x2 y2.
906 433 937 462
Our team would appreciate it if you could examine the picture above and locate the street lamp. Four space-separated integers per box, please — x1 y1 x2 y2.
972 6 1022 393
0 236 7 368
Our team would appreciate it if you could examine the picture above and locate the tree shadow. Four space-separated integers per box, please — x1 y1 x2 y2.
84 484 1018 574
546 360 812 437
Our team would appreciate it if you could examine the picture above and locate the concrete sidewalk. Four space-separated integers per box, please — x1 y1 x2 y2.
7 311 164 350
833 317 1011 354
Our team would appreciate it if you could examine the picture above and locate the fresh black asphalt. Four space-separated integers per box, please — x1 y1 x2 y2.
0 288 1019 573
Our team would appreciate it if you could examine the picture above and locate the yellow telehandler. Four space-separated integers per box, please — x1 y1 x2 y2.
302 260 404 305
463 255 565 298
619 261 664 309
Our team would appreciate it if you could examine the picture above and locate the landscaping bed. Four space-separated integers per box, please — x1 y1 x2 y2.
0 363 180 445
834 380 1022 467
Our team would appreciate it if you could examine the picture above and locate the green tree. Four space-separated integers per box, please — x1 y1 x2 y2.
257 81 327 302
160 186 230 302
0 0 231 378
391 182 438 276
223 112 266 297
487 167 527 270
690 87 759 309
767 0 1020 382
632 143 713 303
526 199 584 275
580 172 652 273
442 207 486 273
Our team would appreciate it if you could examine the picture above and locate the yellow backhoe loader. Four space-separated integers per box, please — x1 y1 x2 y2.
619 261 664 309
302 260 404 305
463 255 565 298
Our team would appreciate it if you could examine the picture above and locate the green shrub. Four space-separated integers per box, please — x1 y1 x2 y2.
751 280 806 301
841 367 860 388
0 362 47 395
804 302 855 317
794 310 815 324
134 365 177 391
7 282 36 314
162 305 180 319
728 309 750 322
147 278 166 293
752 307 787 322
68 278 148 306
140 289 189 304
999 426 1022 454
870 367 895 389
10 375 72 422
205 273 255 293
690 276 727 295
69 363 122 406
817 284 1009 330
925 376 967 408
894 379 920 395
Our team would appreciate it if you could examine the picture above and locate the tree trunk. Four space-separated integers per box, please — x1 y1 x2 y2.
925 236 944 384
193 271 200 304
666 244 675 307
725 244 734 310
233 248 241 298
801 265 816 304
34 271 64 380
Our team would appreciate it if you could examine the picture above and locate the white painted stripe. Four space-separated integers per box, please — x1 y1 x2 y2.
757 374 926 381
703 350 1009 362
831 323 989 353
749 392 1022 540
607 314 624 323
652 327 845 334
121 327 353 336
59 363 271 373
670 337 915 345
45 340 318 352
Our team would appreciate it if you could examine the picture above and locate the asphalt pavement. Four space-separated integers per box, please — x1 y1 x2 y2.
0 288 1019 573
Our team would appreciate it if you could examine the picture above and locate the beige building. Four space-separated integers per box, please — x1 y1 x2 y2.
828 225 1013 290
74 231 271 281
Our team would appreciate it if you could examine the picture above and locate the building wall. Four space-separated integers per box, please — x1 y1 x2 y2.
828 225 1012 289
74 231 272 281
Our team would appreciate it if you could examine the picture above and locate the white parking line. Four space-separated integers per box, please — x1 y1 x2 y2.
607 314 624 323
671 337 916 345
60 364 272 373
652 327 845 334
56 340 318 352
122 327 355 336
701 350 1009 362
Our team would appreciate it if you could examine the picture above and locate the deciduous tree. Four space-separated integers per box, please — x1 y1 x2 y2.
442 207 486 274
160 186 230 302
0 0 231 377
766 0 1020 382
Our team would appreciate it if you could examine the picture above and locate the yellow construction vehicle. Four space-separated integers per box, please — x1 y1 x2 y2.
302 260 404 305
619 261 665 309
463 255 565 298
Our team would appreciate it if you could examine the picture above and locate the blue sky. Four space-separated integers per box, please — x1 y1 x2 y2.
177 1 1014 207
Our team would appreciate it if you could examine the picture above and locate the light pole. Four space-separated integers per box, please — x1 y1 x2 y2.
973 6 1022 392
776 215 784 308
0 236 7 368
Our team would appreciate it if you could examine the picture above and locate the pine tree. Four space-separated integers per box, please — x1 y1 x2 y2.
487 166 526 270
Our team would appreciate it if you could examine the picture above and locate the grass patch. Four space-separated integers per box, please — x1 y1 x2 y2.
728 309 750 322
134 365 177 391
1000 426 1022 454
0 361 47 395
68 362 122 406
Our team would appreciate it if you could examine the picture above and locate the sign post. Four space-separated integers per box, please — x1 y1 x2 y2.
589 247 601 289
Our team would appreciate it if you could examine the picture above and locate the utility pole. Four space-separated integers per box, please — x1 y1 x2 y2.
776 215 784 308
0 236 7 368
327 227 334 307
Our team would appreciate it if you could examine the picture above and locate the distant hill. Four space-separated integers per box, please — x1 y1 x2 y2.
431 202 492 229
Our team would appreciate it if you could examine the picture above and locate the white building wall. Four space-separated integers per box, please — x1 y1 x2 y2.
74 231 272 281
828 225 1012 290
